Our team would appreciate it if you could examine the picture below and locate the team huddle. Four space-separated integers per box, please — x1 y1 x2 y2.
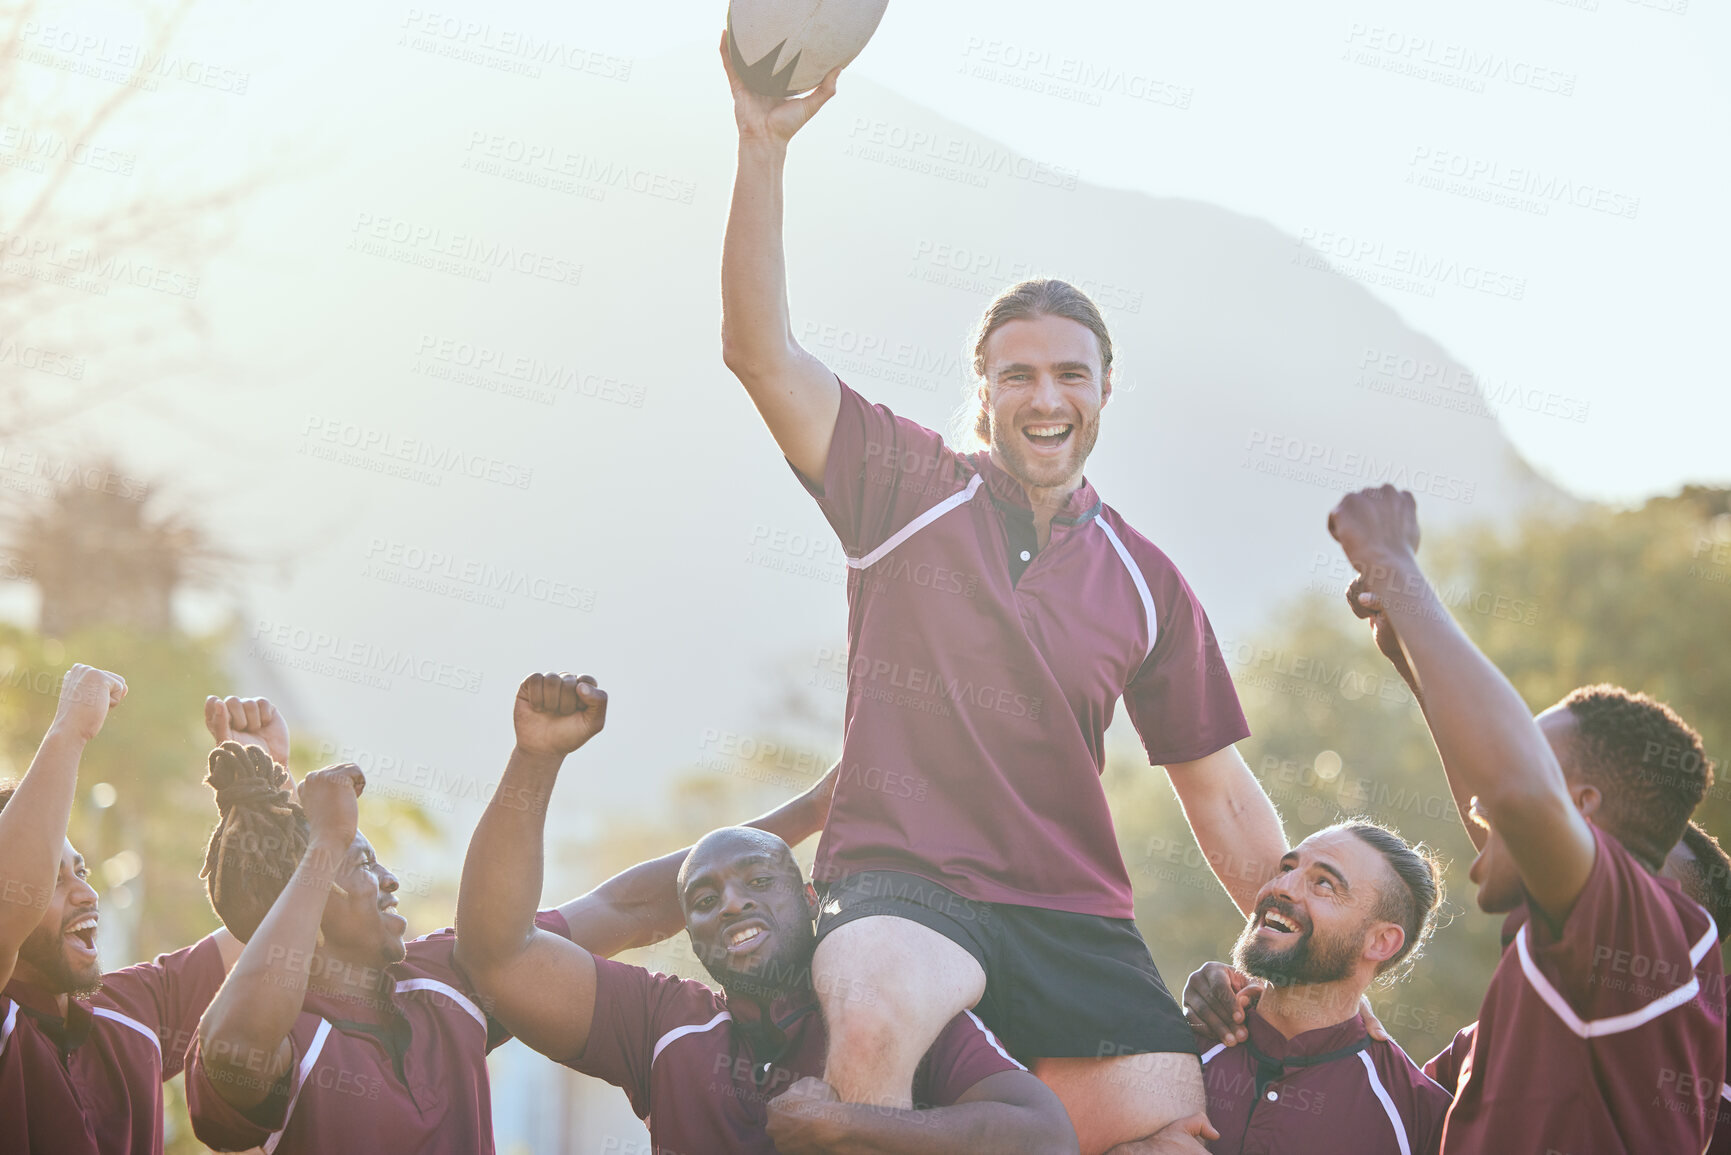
2 43 1726 1155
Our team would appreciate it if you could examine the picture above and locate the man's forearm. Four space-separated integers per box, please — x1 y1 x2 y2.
1362 553 1565 814
200 837 341 1089
455 747 561 972
558 765 838 958
813 1101 1064 1155
721 138 795 373
0 727 86 955
1169 749 1285 916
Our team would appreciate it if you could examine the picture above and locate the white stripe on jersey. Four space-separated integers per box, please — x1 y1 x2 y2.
394 977 487 1032
264 1018 334 1155
1691 917 1719 967
650 1011 731 1069
92 1007 161 1056
963 1010 1026 1071
1359 1050 1414 1155
848 475 984 571
1097 518 1160 664
0 1000 16 1060
1199 1043 1226 1065
1515 923 1703 1038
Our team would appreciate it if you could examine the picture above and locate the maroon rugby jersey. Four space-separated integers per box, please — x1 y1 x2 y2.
799 383 1248 917
185 911 567 1154
0 932 227 1155
568 955 1023 1153
1198 1011 1449 1155
1439 828 1725 1154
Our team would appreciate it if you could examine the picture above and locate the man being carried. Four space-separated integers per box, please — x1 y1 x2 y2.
716 41 1280 1155
455 672 1079 1155
1328 485 1725 1153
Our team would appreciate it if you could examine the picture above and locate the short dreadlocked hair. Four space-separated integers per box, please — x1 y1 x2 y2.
200 742 307 942
1330 819 1446 985
1675 821 1731 943
1559 685 1713 866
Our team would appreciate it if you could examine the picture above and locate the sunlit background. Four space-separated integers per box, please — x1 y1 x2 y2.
1 0 1727 1150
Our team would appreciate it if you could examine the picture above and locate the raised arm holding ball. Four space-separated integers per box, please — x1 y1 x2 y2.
718 35 1284 1155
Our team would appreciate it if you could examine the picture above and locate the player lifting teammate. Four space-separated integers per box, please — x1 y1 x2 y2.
718 40 1283 1155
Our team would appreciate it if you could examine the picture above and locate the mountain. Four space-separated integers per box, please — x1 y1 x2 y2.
88 41 1571 842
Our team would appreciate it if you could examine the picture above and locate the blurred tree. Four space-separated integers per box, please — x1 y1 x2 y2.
1108 486 1731 1064
0 0 256 436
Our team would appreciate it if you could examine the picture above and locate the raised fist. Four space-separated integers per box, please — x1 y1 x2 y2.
52 664 128 743
1327 486 1421 576
513 672 608 759
299 764 364 849
205 695 291 770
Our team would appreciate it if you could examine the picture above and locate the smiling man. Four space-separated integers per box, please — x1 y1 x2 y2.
1180 822 1452 1155
716 42 1280 1155
1328 485 1725 1154
0 667 257 1155
456 672 1078 1155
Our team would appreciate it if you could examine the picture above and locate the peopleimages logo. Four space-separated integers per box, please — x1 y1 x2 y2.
1294 228 1526 302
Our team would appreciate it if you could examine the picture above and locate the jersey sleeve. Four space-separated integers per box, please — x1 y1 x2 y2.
1422 1022 1475 1095
1522 828 1720 1026
793 380 972 561
184 1014 319 1152
912 1011 1025 1108
1120 541 1251 766
564 956 725 1119
93 932 228 1080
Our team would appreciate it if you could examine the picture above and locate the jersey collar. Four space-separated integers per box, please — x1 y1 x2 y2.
972 451 1102 526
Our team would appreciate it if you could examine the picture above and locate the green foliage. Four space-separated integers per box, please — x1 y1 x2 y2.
1108 486 1731 1063
0 623 233 959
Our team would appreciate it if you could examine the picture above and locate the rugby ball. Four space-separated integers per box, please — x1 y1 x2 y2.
727 0 891 98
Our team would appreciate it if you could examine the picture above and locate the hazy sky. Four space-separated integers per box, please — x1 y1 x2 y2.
32 0 1725 503
456 0 1726 505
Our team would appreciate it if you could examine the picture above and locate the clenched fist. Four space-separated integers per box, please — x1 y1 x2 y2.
1327 485 1421 578
513 672 608 759
205 695 291 770
51 664 127 743
299 763 365 849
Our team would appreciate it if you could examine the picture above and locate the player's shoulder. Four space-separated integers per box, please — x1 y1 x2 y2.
592 956 730 1026
1095 504 1187 582
1370 1035 1454 1108
1589 828 1718 948
89 936 219 1028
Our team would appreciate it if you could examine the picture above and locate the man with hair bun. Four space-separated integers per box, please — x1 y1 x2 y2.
717 39 1283 1155
1181 820 1452 1154
1330 485 1725 1154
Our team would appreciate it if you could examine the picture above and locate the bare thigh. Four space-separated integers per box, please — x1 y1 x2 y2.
811 914 988 1109
1034 1052 1205 1155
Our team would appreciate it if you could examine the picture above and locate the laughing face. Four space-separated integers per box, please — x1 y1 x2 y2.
316 831 408 970
979 314 1111 494
14 840 103 998
679 828 817 1001
1232 829 1399 988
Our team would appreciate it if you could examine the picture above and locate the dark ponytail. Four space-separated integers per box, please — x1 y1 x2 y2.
200 742 307 941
